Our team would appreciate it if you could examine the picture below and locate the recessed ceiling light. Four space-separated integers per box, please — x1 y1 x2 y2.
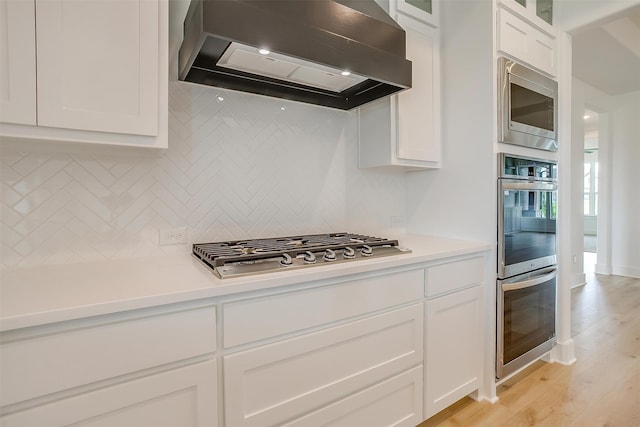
217 95 224 102
258 48 270 55
583 115 590 119
341 71 351 76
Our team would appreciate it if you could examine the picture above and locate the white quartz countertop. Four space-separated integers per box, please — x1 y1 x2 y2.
0 234 490 332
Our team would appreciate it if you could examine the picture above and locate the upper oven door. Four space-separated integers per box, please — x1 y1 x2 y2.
498 178 558 278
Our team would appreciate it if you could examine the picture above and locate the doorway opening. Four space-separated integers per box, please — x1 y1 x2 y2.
583 108 599 274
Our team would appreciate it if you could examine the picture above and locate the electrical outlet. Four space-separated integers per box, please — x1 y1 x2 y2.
159 227 188 245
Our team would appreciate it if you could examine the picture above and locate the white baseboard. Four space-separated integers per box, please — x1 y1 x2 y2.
612 264 640 278
551 338 576 366
595 263 611 275
571 272 586 289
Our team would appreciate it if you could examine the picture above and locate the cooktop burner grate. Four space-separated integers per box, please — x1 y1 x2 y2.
192 232 409 278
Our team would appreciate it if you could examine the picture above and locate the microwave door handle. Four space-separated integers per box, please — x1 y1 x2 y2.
502 270 557 291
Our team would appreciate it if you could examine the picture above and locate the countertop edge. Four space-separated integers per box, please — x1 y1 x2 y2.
1 235 492 332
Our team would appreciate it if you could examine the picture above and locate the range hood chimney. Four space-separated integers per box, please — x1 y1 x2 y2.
178 0 412 110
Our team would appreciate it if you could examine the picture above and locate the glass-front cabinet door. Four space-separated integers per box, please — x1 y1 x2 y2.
536 0 553 25
396 0 439 27
502 0 553 27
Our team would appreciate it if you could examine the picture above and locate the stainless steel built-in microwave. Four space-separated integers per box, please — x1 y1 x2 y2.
498 57 558 151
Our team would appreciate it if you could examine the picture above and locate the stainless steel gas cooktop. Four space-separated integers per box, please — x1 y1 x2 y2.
193 233 411 279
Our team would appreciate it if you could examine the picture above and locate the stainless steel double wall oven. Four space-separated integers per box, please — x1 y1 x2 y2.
497 154 558 379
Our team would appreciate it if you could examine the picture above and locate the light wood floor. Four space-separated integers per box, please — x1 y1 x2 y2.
419 269 640 427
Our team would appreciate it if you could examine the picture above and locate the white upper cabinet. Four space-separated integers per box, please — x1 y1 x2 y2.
498 0 554 33
497 6 557 76
36 0 159 136
359 4 441 171
0 0 37 125
0 0 168 148
395 0 439 28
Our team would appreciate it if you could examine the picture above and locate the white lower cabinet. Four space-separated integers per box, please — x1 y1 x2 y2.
0 301 218 427
0 359 218 427
0 251 487 426
223 304 424 427
424 285 482 418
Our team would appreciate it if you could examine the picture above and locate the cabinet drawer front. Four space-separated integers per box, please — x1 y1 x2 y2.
1 304 216 406
1 359 218 427
283 366 423 427
426 256 484 297
224 269 424 348
224 304 423 427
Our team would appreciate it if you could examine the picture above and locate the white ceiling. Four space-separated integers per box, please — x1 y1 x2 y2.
571 5 640 96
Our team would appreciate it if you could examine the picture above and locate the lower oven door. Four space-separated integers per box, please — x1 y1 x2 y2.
497 267 557 379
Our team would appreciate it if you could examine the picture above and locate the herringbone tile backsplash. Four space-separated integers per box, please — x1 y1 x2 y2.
1 82 406 269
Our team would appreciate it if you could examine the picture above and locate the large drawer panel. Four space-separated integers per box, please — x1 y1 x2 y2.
282 366 423 427
1 359 218 427
426 256 484 297
224 304 423 427
224 269 424 348
1 303 216 407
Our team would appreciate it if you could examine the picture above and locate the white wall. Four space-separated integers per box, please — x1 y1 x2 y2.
405 0 495 244
556 0 640 32
571 78 611 282
0 83 407 269
572 79 640 278
610 90 640 277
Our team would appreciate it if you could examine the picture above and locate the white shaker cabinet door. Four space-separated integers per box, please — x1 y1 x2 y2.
35 0 159 136
0 359 219 427
425 285 482 419
395 13 440 165
0 0 37 125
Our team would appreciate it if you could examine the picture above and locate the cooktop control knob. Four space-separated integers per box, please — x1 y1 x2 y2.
361 245 373 257
302 251 316 264
280 253 293 266
343 246 356 259
323 249 337 262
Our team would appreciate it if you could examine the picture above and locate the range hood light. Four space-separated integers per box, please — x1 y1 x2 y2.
178 0 412 110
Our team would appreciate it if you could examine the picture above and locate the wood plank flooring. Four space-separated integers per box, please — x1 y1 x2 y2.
419 270 640 427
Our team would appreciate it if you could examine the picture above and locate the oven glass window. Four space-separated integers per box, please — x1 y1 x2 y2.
510 82 554 131
503 188 557 267
503 276 556 364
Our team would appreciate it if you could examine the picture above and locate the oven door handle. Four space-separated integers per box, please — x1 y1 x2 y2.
500 180 557 191
502 270 557 291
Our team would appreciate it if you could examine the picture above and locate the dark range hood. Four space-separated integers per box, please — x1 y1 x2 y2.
178 0 412 110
